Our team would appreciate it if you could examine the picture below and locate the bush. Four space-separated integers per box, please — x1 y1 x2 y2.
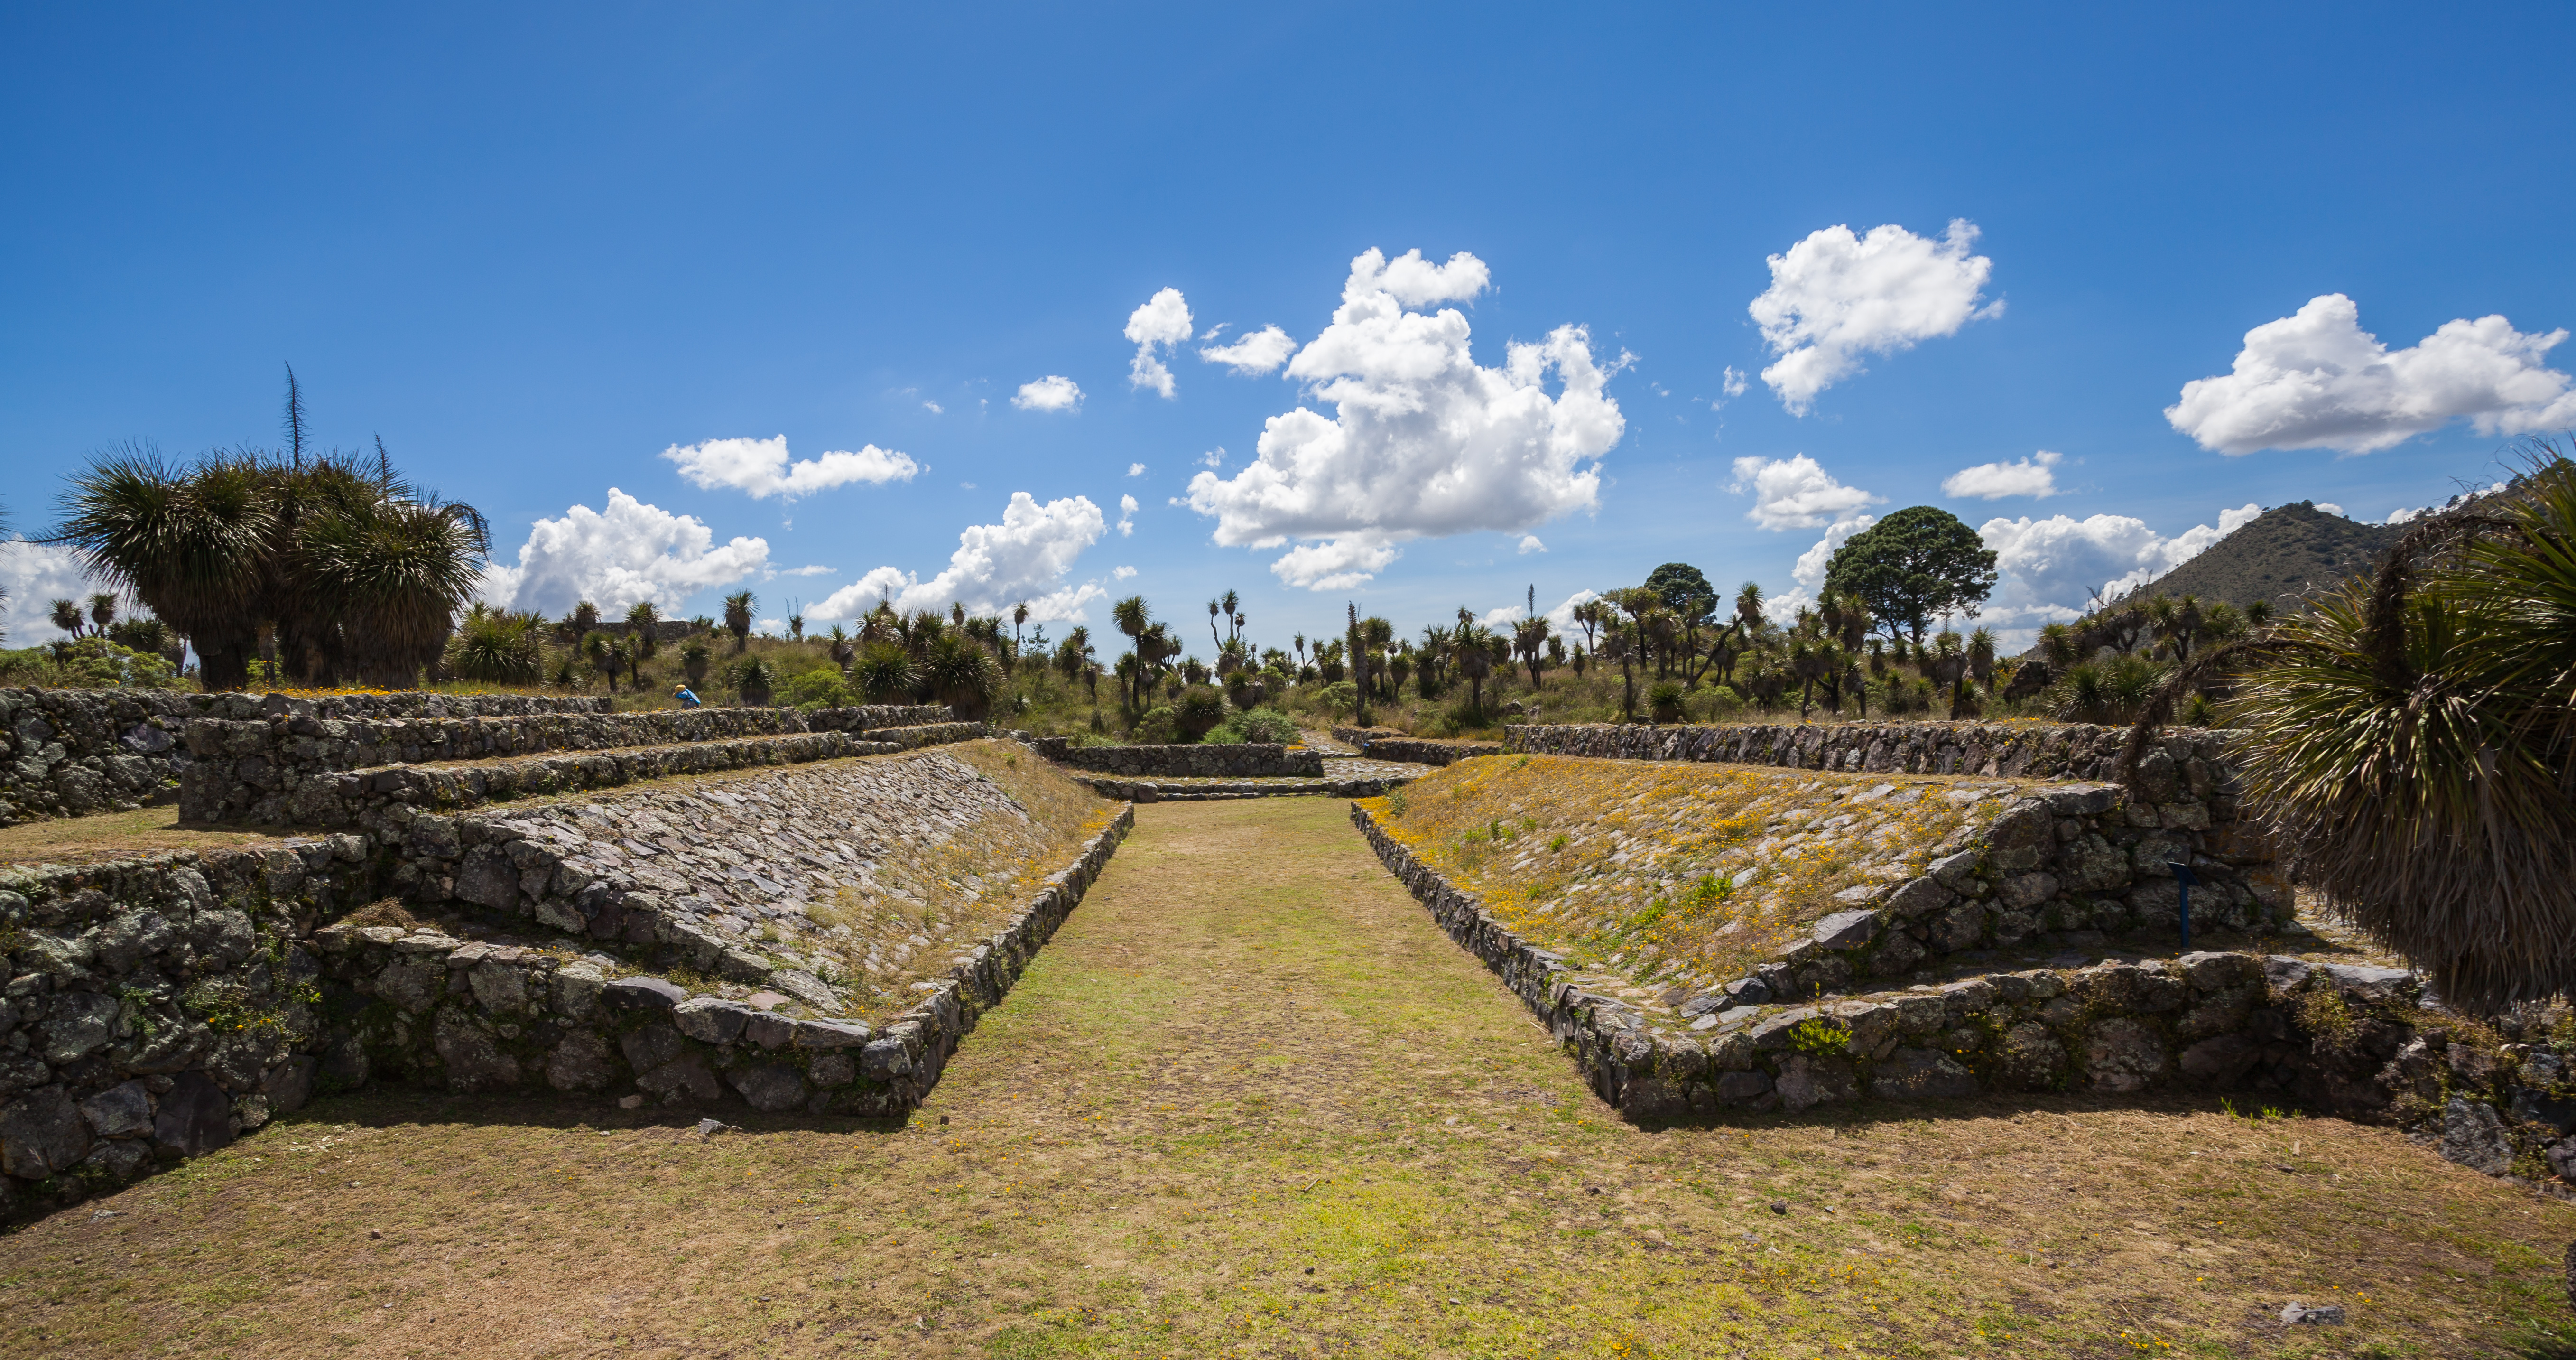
1315 680 1359 719
784 665 854 710
0 638 184 690
1207 707 1301 745
1647 680 1687 723
1133 706 1178 744
922 632 1001 719
446 611 544 685
850 641 916 703
1175 684 1227 740
728 656 778 706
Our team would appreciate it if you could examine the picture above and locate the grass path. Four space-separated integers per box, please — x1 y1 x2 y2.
5 798 2574 1358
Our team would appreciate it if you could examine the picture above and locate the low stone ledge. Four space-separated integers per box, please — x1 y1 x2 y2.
1507 720 2240 791
1328 727 1501 766
866 721 987 752
1346 801 2507 1146
190 731 859 827
1074 774 1410 802
798 705 952 736
1053 743 1324 779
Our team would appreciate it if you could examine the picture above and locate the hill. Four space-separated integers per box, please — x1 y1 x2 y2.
2125 501 2403 613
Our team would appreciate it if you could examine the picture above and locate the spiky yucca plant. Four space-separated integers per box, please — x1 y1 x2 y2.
2167 447 2576 1012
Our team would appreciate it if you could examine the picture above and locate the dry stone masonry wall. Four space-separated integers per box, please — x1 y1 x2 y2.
1038 741 1324 779
0 744 1132 1217
1509 720 2235 787
1353 802 2567 1190
1330 727 1503 766
0 688 607 828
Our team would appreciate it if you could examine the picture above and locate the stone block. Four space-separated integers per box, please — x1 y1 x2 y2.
152 1071 233 1158
1775 1054 1857 1113
1871 1047 1980 1100
672 997 755 1045
78 1080 154 1139
2084 1017 2169 1093
728 1064 808 1113
1809 910 1879 950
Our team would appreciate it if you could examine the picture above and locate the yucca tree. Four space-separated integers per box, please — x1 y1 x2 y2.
292 489 490 687
446 605 545 684
49 599 83 637
921 631 1000 718
626 601 662 660
723 591 755 652
46 447 273 688
86 592 117 634
2142 448 2576 1012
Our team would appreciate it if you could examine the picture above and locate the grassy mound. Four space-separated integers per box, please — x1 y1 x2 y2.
1361 754 2029 995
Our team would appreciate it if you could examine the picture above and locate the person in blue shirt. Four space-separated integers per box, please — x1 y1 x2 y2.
672 685 702 708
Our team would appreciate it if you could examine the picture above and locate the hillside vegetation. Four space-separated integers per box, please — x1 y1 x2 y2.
2130 502 2403 613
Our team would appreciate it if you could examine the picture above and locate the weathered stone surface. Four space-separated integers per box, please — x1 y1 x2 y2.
0 1087 92 1178
432 1011 522 1090
1992 1021 2067 1090
151 1071 233 1158
673 997 755 1045
728 1064 808 1113
1774 1054 1857 1113
1871 1048 1979 1100
605 977 688 1011
2440 1097 2513 1175
2085 1017 2169 1093
78 1081 154 1139
545 1032 618 1093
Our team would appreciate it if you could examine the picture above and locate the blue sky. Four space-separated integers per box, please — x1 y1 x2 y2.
6 3 2572 652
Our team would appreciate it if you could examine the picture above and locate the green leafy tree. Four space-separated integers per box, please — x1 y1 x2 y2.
1822 506 1998 643
1641 562 1717 622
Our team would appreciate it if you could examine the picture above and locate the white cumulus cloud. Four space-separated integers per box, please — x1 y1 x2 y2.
1941 449 2061 500
478 489 770 617
660 435 918 501
1749 219 2001 414
1013 376 1083 412
813 492 1107 624
1791 513 1879 589
1184 247 1622 590
1124 288 1194 399
2165 293 2576 455
1112 565 1137 581
1517 535 1546 554
1117 494 1138 537
1976 503 2263 630
1730 455 1883 531
1126 462 1146 477
2314 502 2345 518
1200 324 1297 375
0 540 121 650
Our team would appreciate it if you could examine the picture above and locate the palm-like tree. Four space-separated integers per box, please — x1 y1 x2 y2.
2166 449 2576 1011
46 447 273 687
723 591 755 652
86 592 117 634
292 489 490 687
49 599 83 637
626 600 662 660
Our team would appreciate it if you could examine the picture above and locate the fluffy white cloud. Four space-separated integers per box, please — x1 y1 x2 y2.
1730 455 1883 531
660 435 917 500
1941 450 2060 500
772 564 836 577
1112 565 1137 580
1200 324 1297 375
1013 376 1083 412
1267 536 1402 591
1791 513 1879 589
923 400 944 415
813 492 1107 624
2314 503 2345 518
1126 462 1146 477
2166 294 2576 455
1124 288 1193 399
0 541 120 650
1184 248 1622 590
1975 503 2263 630
1517 535 1546 554
1117 494 1138 537
1749 219 2001 414
479 489 770 617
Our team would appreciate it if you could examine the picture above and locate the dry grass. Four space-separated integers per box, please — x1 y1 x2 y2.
0 806 286 867
1364 755 2010 993
1 798 2570 1359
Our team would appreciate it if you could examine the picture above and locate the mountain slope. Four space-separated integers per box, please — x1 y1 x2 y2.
2127 501 2403 612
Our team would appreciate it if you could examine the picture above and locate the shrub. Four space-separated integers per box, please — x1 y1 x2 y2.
922 632 1001 718
679 640 713 688
0 638 183 690
1174 684 1227 741
445 610 543 684
1316 680 1359 718
1133 706 1178 744
784 665 854 710
1647 680 1687 723
1207 707 1301 745
728 655 778 707
850 640 916 703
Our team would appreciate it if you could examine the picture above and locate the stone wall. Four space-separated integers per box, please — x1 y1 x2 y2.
192 731 861 828
0 840 387 1217
1349 803 2567 1189
1507 720 2233 786
801 705 952 735
1329 727 1503 766
0 785 1134 1218
1051 743 1323 779
308 805 1132 1122
1689 780 2284 1012
0 688 611 828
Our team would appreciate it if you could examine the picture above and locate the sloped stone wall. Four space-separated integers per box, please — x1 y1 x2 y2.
1350 801 2565 1190
800 705 952 735
0 778 1134 1218
1329 727 1503 766
1508 720 2235 787
1052 743 1323 778
0 688 612 828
